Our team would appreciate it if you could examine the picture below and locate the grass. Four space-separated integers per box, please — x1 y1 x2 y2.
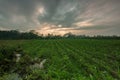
0 39 120 80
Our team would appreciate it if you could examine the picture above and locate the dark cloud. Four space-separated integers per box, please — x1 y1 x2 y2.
0 0 37 15
0 0 120 35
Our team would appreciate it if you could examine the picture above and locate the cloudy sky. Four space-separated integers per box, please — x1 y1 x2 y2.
0 0 120 35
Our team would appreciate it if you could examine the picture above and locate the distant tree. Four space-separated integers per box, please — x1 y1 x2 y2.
0 30 120 40
0 30 40 39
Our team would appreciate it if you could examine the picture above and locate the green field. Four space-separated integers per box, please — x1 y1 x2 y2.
0 39 120 80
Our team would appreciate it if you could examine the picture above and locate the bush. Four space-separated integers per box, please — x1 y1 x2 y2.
0 73 22 80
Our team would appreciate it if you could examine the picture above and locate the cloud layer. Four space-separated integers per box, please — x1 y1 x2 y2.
0 0 120 35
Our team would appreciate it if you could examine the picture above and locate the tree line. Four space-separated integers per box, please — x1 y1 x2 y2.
0 30 120 39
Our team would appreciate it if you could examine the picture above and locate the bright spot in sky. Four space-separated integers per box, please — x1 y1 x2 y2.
58 25 62 28
38 7 45 14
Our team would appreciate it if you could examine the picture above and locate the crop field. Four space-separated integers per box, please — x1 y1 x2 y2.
0 39 120 80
